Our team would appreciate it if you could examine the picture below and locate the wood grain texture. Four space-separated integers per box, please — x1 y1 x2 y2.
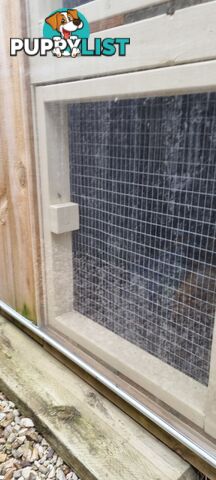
54 313 206 428
0 0 41 321
27 0 167 37
79 0 168 23
0 316 197 480
205 317 216 438
45 325 216 480
90 15 124 33
35 63 216 442
0 134 15 307
29 1 216 85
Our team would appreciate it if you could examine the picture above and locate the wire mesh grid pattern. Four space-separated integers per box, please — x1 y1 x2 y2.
69 93 216 386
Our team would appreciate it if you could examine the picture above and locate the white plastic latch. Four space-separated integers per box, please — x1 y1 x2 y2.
50 202 79 234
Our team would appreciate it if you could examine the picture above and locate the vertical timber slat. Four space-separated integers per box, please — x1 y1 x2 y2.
0 0 41 322
204 315 216 438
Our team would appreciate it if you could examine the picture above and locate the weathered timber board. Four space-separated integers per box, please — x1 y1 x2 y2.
0 317 197 480
0 0 41 321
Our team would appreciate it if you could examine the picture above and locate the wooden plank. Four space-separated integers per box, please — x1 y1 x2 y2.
79 0 167 23
38 60 216 103
204 315 216 438
90 15 125 34
30 1 216 85
54 312 206 428
0 137 15 307
0 316 197 480
26 0 61 37
26 0 166 37
35 61 216 433
35 60 216 325
45 325 216 480
0 0 41 321
35 101 74 321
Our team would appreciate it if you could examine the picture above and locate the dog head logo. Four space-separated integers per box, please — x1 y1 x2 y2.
10 9 130 58
43 8 90 57
46 10 83 38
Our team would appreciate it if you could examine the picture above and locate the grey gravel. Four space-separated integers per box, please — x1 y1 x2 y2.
0 393 80 480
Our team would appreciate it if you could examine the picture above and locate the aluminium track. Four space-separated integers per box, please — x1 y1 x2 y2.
0 299 215 471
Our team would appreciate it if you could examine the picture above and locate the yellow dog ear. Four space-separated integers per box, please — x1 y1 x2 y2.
45 12 58 30
67 9 79 20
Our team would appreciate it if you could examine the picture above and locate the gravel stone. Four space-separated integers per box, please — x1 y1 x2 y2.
4 468 16 480
56 468 66 480
13 471 22 479
21 467 32 479
0 392 81 480
20 420 34 429
66 474 78 480
29 472 37 480
7 433 16 444
25 432 39 443
56 457 63 468
13 411 20 418
4 426 13 439
38 465 47 475
46 448 54 460
47 466 55 478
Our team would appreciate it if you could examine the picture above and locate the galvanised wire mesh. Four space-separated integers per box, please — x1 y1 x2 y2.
69 93 216 386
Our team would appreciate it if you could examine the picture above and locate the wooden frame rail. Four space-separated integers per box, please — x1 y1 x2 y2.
34 62 216 440
26 1 216 85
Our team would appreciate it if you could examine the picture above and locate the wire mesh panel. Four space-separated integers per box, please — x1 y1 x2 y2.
69 93 216 386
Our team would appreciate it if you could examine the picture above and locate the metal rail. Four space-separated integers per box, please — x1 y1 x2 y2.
0 299 215 469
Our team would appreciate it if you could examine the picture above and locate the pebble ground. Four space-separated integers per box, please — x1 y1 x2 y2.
0 392 81 480
0 392 208 480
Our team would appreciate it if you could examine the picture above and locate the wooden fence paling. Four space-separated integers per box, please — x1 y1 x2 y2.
0 127 16 308
0 0 41 322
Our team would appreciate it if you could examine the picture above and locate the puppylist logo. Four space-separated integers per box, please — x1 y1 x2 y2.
10 8 130 58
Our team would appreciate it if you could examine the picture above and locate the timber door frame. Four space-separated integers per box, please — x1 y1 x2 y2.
35 62 216 439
